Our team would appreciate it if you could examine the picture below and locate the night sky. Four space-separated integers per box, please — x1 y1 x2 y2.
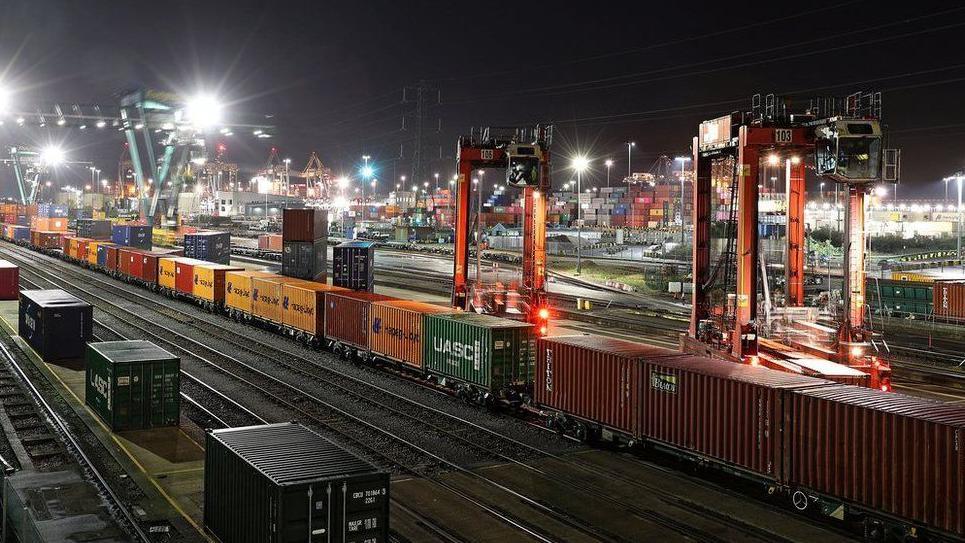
1 0 964 197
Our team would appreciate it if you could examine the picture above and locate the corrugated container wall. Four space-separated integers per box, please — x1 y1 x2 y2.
324 291 397 349
225 271 276 315
281 281 347 336
85 341 180 431
75 219 112 240
0 260 18 300
281 239 326 281
369 301 456 370
787 386 965 538
257 233 283 251
183 231 231 264
933 280 965 321
111 224 152 249
19 289 93 363
282 208 327 242
193 264 243 303
252 276 308 324
333 241 375 292
422 313 535 392
204 423 390 543
536 335 674 438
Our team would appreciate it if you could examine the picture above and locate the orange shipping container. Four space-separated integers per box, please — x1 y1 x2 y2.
158 257 202 291
281 281 348 336
30 217 67 232
369 300 458 370
193 264 244 303
225 270 277 315
252 275 309 323
933 279 965 321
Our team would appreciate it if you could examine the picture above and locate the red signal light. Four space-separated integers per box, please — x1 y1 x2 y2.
538 307 550 320
539 325 548 336
880 384 890 392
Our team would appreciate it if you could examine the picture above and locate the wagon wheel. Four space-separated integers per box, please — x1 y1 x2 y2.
791 490 809 511
573 422 589 442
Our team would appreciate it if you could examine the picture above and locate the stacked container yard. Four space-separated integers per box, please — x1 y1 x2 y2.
281 208 327 281
85 341 180 431
332 240 375 292
183 231 231 264
204 423 390 543
75 218 112 240
19 289 93 363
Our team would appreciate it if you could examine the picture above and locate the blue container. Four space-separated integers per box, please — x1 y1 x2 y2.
111 224 152 249
11 226 30 242
15 215 29 227
183 231 231 264
37 203 68 218
96 244 113 268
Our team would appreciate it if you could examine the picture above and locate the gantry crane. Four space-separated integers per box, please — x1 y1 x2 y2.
685 92 897 389
451 126 551 332
1 146 91 204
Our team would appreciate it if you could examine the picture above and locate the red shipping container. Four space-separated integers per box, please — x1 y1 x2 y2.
105 246 120 272
30 231 64 249
175 258 205 295
132 251 171 284
640 355 834 480
323 291 397 349
933 279 965 321
788 386 965 538
0 260 18 300
537 335 674 438
282 208 327 242
118 248 141 278
257 234 283 252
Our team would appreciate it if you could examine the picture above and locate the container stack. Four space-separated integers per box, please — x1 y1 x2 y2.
85 341 180 431
333 240 375 292
183 231 231 264
112 223 152 250
204 422 390 543
19 289 93 363
75 219 112 240
281 208 327 281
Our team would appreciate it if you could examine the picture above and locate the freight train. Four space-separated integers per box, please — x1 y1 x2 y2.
2 228 963 542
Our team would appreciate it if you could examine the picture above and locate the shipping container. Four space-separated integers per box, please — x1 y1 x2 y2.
787 386 965 538
225 270 277 316
933 279 965 321
183 231 231 264
204 422 390 543
87 241 110 266
0 260 18 300
30 230 64 249
324 291 397 350
117 248 140 278
120 249 172 284
638 354 833 481
281 281 347 337
66 237 92 261
193 264 244 304
37 203 68 218
282 207 327 242
369 300 457 370
257 233 283 251
111 223 152 249
75 218 112 240
281 239 326 281
102 244 119 272
19 289 93 363
333 241 375 292
252 275 312 324
422 312 535 395
29 217 68 232
84 341 180 431
536 335 675 439
8 225 29 243
157 257 178 290
175 258 206 295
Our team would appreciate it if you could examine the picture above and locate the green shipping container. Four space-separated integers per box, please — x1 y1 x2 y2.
85 341 180 431
422 313 535 395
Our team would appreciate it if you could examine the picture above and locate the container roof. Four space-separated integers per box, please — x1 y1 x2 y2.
89 340 177 364
328 291 397 303
798 385 965 427
21 289 87 307
435 312 533 329
336 241 376 248
654 354 837 389
542 334 676 358
211 423 377 485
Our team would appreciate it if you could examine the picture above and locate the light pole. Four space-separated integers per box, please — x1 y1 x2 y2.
433 172 439 193
604 159 613 188
625 142 635 181
820 182 825 201
675 156 690 242
571 156 590 275
283 158 291 194
948 173 965 270
945 177 950 203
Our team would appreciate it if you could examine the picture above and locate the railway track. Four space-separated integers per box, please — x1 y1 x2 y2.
1 242 833 542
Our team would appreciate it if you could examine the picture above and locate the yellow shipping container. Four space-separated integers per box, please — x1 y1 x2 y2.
252 275 309 323
92 210 106 220
369 300 458 370
193 264 244 303
225 270 276 315
891 271 935 283
282 281 348 336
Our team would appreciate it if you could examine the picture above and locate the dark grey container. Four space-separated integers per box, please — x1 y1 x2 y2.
281 239 327 281
18 289 93 363
204 422 390 543
332 241 375 292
